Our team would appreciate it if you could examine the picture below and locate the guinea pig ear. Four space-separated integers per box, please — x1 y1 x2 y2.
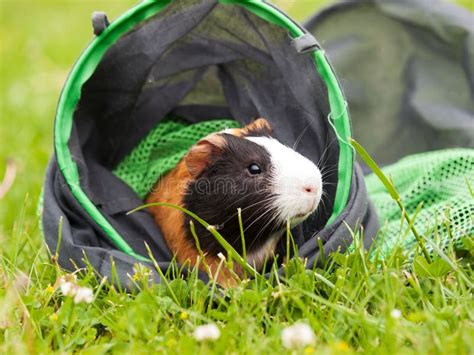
184 134 225 178
241 118 273 137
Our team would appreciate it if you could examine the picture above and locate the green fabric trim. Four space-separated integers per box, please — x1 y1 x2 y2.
313 51 353 225
54 0 353 260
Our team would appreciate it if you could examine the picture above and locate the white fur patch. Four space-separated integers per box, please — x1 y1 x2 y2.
245 136 323 225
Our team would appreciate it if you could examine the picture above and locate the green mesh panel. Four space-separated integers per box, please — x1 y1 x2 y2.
366 149 474 257
113 117 240 198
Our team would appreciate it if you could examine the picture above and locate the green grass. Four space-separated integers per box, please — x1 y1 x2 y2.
1 0 473 353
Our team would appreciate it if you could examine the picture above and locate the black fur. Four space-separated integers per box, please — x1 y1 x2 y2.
183 134 285 256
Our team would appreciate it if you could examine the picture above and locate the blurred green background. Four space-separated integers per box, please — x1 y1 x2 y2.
0 0 472 249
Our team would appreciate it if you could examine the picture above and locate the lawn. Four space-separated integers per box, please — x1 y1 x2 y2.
0 0 473 353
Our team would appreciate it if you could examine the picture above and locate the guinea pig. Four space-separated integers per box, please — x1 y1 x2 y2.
146 118 322 286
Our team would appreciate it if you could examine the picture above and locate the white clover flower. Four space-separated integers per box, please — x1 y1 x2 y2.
60 281 77 297
193 323 221 342
390 309 402 319
59 275 78 296
281 323 316 349
73 287 94 304
58 276 94 304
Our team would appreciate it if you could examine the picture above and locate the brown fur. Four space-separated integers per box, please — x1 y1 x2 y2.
146 133 238 287
224 118 272 137
184 134 226 178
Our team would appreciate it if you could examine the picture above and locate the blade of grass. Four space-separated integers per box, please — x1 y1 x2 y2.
350 138 431 263
237 208 247 280
144 242 180 305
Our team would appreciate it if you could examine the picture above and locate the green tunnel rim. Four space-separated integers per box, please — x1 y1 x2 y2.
54 0 353 261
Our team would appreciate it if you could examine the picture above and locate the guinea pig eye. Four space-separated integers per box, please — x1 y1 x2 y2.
248 163 262 175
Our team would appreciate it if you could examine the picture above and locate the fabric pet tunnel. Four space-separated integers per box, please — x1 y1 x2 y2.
41 0 379 287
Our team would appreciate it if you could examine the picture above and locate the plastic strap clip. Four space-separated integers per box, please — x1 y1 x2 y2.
92 11 110 36
291 33 320 53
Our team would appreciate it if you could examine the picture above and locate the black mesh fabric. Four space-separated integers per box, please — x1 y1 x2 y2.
42 0 378 287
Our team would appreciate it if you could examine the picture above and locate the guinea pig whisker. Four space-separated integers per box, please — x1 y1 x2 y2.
317 191 331 216
320 165 338 173
225 189 273 210
251 212 279 240
320 164 339 176
230 203 275 248
316 136 338 169
193 194 274 224
242 209 275 236
321 166 338 175
316 143 333 168
292 122 311 151
232 200 275 230
226 191 273 210
246 212 280 252
320 168 339 181
220 193 269 215
229 202 276 249
217 197 276 228
227 195 275 217
242 205 278 235
244 205 271 232
241 202 276 228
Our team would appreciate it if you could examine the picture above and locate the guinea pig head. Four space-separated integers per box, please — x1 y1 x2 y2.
182 118 323 268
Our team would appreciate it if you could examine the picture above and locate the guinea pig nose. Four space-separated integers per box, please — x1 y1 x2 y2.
303 185 318 194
